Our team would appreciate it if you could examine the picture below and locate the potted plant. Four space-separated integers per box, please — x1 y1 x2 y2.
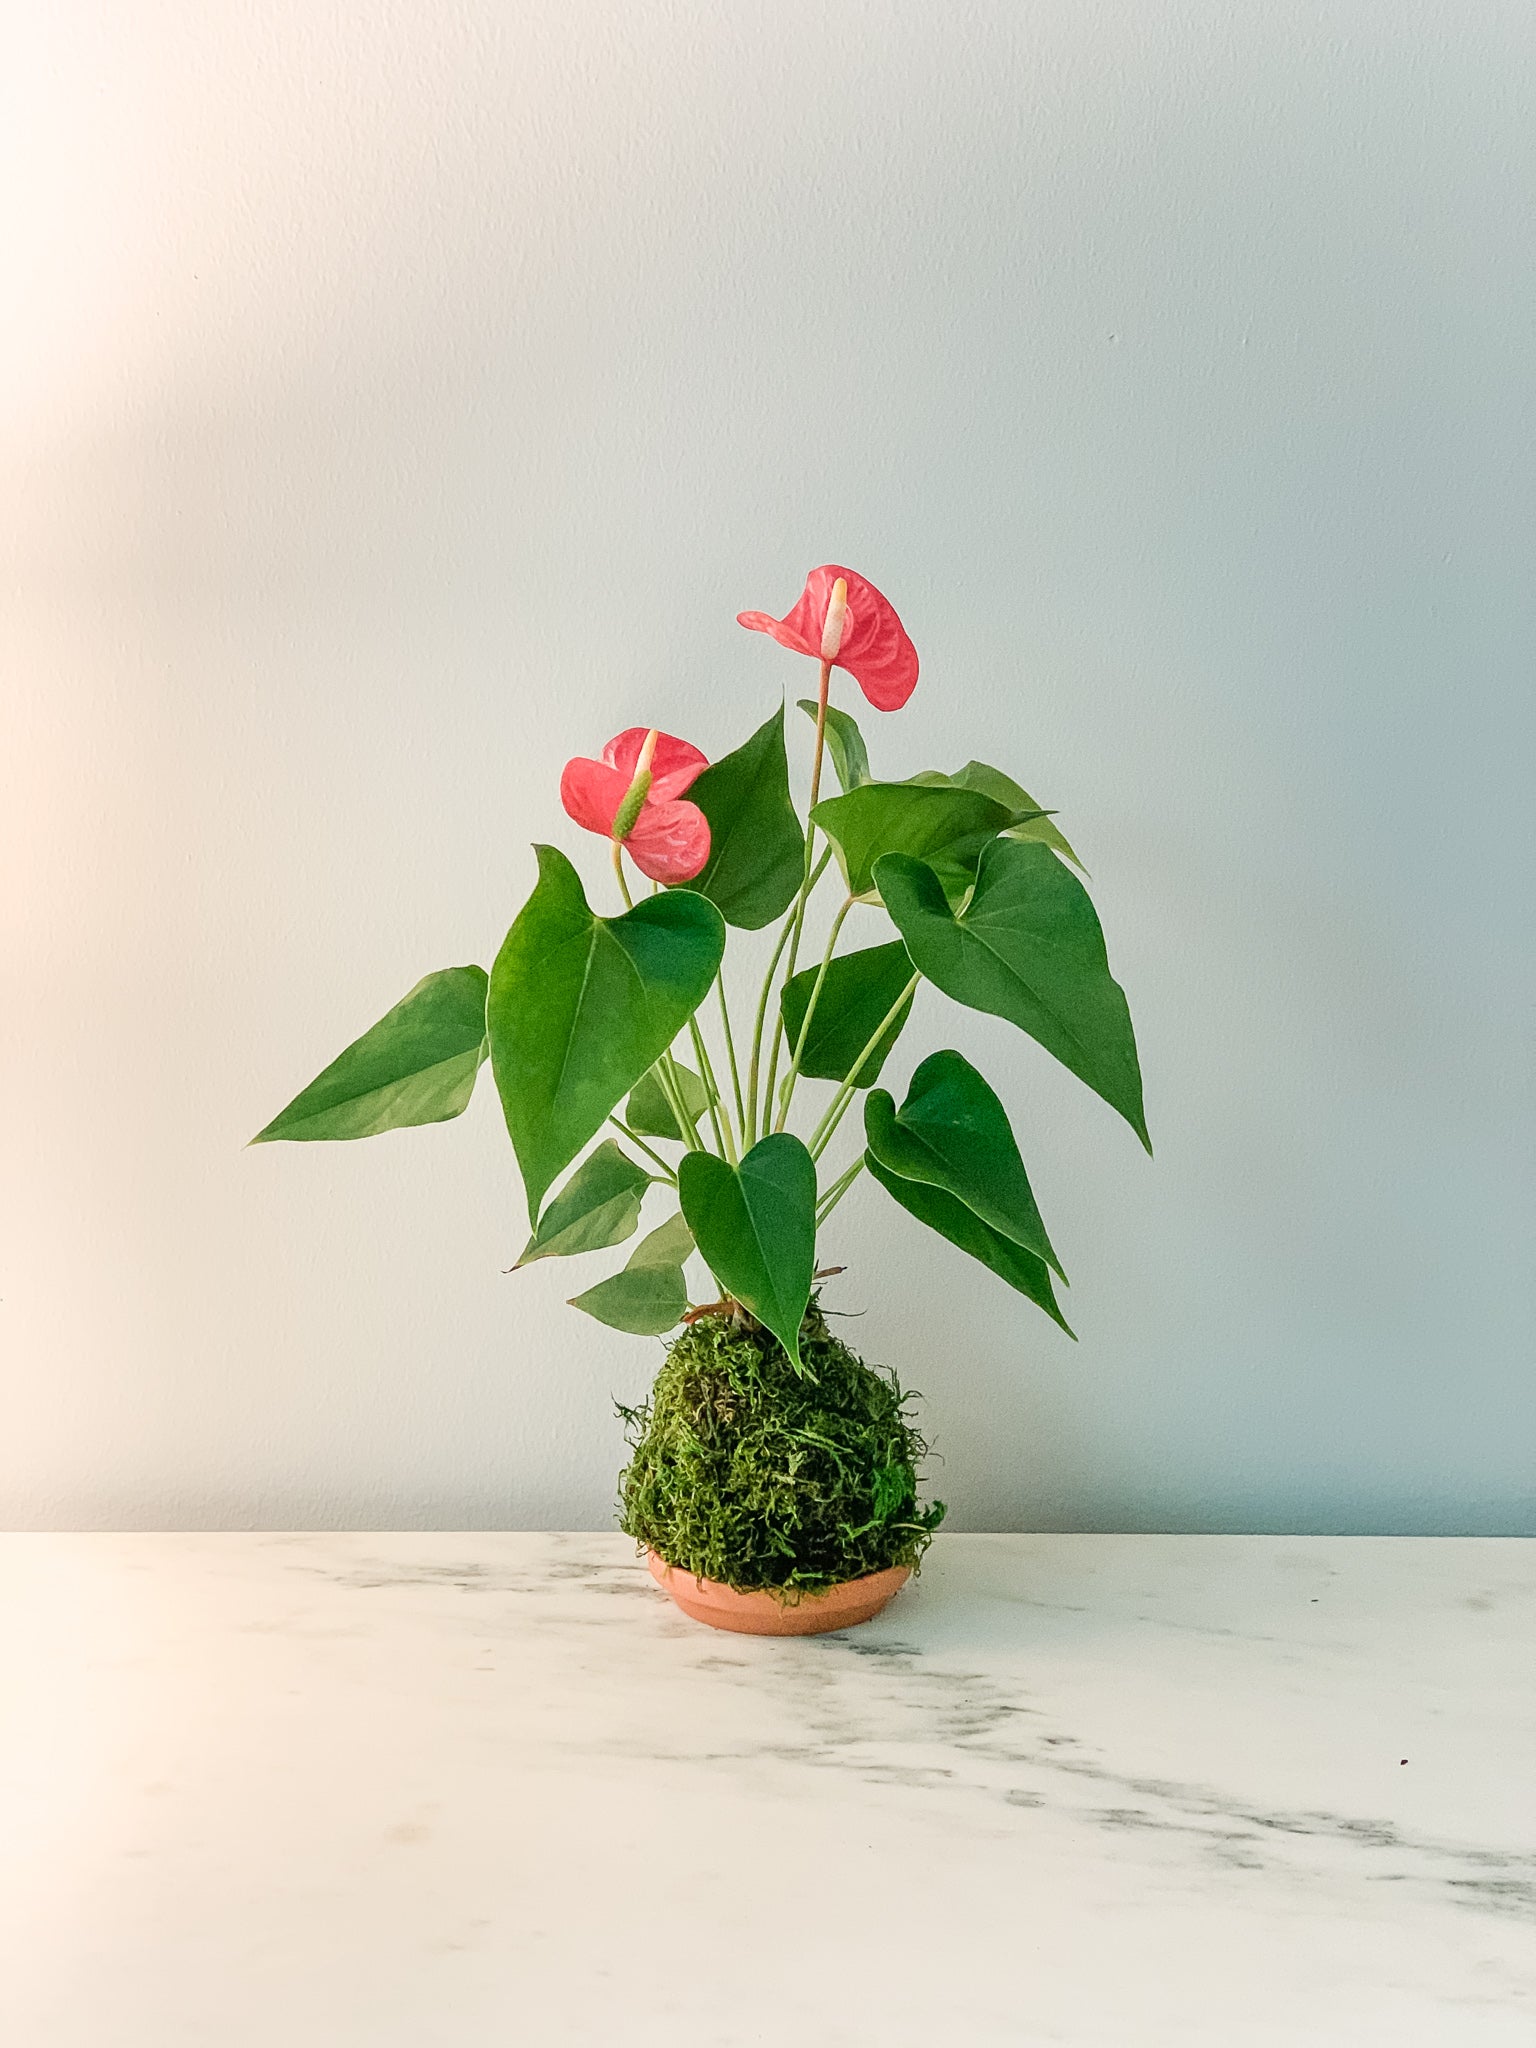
253 564 1149 1634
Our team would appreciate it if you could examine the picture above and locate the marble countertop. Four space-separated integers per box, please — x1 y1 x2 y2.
1 1533 1531 2045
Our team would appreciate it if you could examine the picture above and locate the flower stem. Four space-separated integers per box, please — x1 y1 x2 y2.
774 894 852 1132
612 842 708 1152
763 658 835 1121
807 656 832 812
688 1016 736 1164
610 837 634 909
815 1155 865 1224
656 1053 707 1153
745 847 831 1146
715 976 746 1134
608 1119 677 1183
808 972 921 1159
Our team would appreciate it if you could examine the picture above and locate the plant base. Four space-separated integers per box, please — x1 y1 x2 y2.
646 1549 910 1635
617 1299 945 1600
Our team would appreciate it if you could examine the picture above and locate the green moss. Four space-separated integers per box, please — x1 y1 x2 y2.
617 1299 945 1594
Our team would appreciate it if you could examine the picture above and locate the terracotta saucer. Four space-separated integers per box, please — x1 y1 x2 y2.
645 1550 910 1636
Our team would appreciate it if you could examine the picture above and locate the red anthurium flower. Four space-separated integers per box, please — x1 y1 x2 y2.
560 726 711 884
737 564 919 711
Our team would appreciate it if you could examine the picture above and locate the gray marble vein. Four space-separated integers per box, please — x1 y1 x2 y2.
1 1532 1531 2046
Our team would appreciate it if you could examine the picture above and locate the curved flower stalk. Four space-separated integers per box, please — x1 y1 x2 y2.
253 557 1148 1372
737 567 917 1130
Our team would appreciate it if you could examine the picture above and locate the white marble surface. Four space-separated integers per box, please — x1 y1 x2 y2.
1 1534 1531 2046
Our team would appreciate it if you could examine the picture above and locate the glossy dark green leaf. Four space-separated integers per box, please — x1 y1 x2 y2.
489 847 726 1221
810 782 1014 902
678 1134 817 1372
1005 807 1087 873
252 966 488 1143
875 842 1149 1151
798 697 871 792
779 941 916 1087
624 1061 714 1142
678 708 803 928
515 1141 651 1267
864 1050 1063 1278
913 761 1085 874
865 1153 1074 1336
568 1211 694 1335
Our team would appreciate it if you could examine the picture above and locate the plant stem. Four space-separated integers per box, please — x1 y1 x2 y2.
745 846 831 1146
613 846 710 1152
714 976 746 1134
775 894 852 1131
608 1119 677 1182
663 1047 711 1152
808 972 921 1159
815 1155 865 1223
807 656 832 812
688 1016 736 1163
610 837 634 909
761 657 834 1125
611 846 712 1155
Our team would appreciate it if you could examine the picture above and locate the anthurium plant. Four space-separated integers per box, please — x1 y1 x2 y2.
255 565 1149 1376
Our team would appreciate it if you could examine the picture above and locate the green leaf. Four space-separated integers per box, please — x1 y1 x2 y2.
252 966 488 1143
875 842 1149 1150
489 847 726 1221
624 1061 713 1142
569 1211 695 1336
779 941 916 1087
678 708 804 929
1005 808 1088 873
914 761 1085 874
678 1134 817 1372
865 1153 1074 1336
810 782 1015 902
515 1141 651 1267
798 698 871 792
864 1051 1063 1278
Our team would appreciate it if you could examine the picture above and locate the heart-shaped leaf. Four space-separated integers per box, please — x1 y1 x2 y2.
811 782 1015 901
252 966 488 1143
864 1051 1063 1278
875 842 1149 1151
516 1141 651 1266
624 1061 714 1142
779 941 916 1087
678 1134 817 1372
798 698 871 792
489 847 725 1220
678 708 803 928
913 761 1085 873
865 1153 1074 1336
569 1211 695 1335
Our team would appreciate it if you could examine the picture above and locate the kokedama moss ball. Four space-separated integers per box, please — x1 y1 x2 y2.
617 1299 945 1592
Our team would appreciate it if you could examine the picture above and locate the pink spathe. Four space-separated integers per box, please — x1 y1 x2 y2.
559 726 710 883
738 564 919 711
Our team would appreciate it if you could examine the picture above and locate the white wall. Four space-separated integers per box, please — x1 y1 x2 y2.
4 1 1531 1532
